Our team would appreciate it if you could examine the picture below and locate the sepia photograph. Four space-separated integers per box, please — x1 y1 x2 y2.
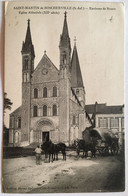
2 1 125 193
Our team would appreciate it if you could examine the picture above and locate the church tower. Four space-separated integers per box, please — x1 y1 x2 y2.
71 41 85 108
59 12 71 144
59 12 71 72
21 19 35 145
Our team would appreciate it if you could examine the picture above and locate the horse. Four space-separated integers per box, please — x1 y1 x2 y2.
74 139 86 157
74 139 96 158
54 142 66 160
41 140 66 162
41 140 55 162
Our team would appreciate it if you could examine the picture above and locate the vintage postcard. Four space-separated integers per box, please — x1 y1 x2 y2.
3 1 125 193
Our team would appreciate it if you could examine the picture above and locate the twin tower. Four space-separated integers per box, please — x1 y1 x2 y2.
9 12 87 146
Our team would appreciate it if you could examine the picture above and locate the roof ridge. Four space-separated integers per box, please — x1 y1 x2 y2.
10 105 22 115
32 53 58 76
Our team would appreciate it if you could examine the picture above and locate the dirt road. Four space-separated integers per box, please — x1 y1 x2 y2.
2 152 125 193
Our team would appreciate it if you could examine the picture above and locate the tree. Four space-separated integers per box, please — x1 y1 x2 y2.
4 92 13 113
3 93 13 146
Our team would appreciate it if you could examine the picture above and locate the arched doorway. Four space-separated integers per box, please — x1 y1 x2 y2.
35 119 54 143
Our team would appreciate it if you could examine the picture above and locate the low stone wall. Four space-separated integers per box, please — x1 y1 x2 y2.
3 147 35 159
3 146 75 159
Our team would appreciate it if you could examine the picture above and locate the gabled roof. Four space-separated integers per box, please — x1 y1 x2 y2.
10 106 22 116
85 103 106 114
71 44 84 88
100 105 124 114
85 103 124 114
31 53 59 83
33 53 59 74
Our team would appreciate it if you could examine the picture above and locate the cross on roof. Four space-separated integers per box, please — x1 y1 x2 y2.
64 11 67 18
27 19 30 25
74 36 77 46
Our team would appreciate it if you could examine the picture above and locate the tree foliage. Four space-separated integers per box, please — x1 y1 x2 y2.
4 92 13 113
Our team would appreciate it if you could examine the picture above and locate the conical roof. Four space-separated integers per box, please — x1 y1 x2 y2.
21 19 35 57
62 12 69 38
25 19 32 45
71 44 84 88
59 12 71 49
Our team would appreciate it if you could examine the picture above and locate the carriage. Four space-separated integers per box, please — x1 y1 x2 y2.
82 127 119 156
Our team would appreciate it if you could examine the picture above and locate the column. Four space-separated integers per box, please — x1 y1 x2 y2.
75 126 78 139
96 116 99 127
70 127 74 144
108 118 110 129
48 106 51 116
15 131 18 143
30 130 33 143
48 88 51 97
9 129 14 143
119 118 122 132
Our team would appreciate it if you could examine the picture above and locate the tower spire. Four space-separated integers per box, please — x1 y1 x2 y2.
74 36 77 47
62 11 69 38
59 12 71 69
71 44 84 88
60 12 71 48
22 19 35 57
64 11 67 18
25 19 32 45
71 43 85 107
27 18 30 25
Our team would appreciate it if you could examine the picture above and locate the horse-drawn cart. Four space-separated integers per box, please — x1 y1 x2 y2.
82 128 119 156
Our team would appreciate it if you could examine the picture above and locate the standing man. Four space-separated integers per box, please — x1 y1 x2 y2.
35 145 42 165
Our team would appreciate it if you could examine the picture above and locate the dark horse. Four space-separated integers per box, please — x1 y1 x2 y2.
54 142 66 161
41 140 66 162
74 139 96 158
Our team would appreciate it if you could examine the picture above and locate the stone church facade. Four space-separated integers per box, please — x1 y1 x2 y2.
9 13 90 147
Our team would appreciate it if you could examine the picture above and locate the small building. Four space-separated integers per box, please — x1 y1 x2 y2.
85 102 124 146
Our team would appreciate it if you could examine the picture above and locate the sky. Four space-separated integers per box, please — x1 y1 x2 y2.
4 1 124 127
